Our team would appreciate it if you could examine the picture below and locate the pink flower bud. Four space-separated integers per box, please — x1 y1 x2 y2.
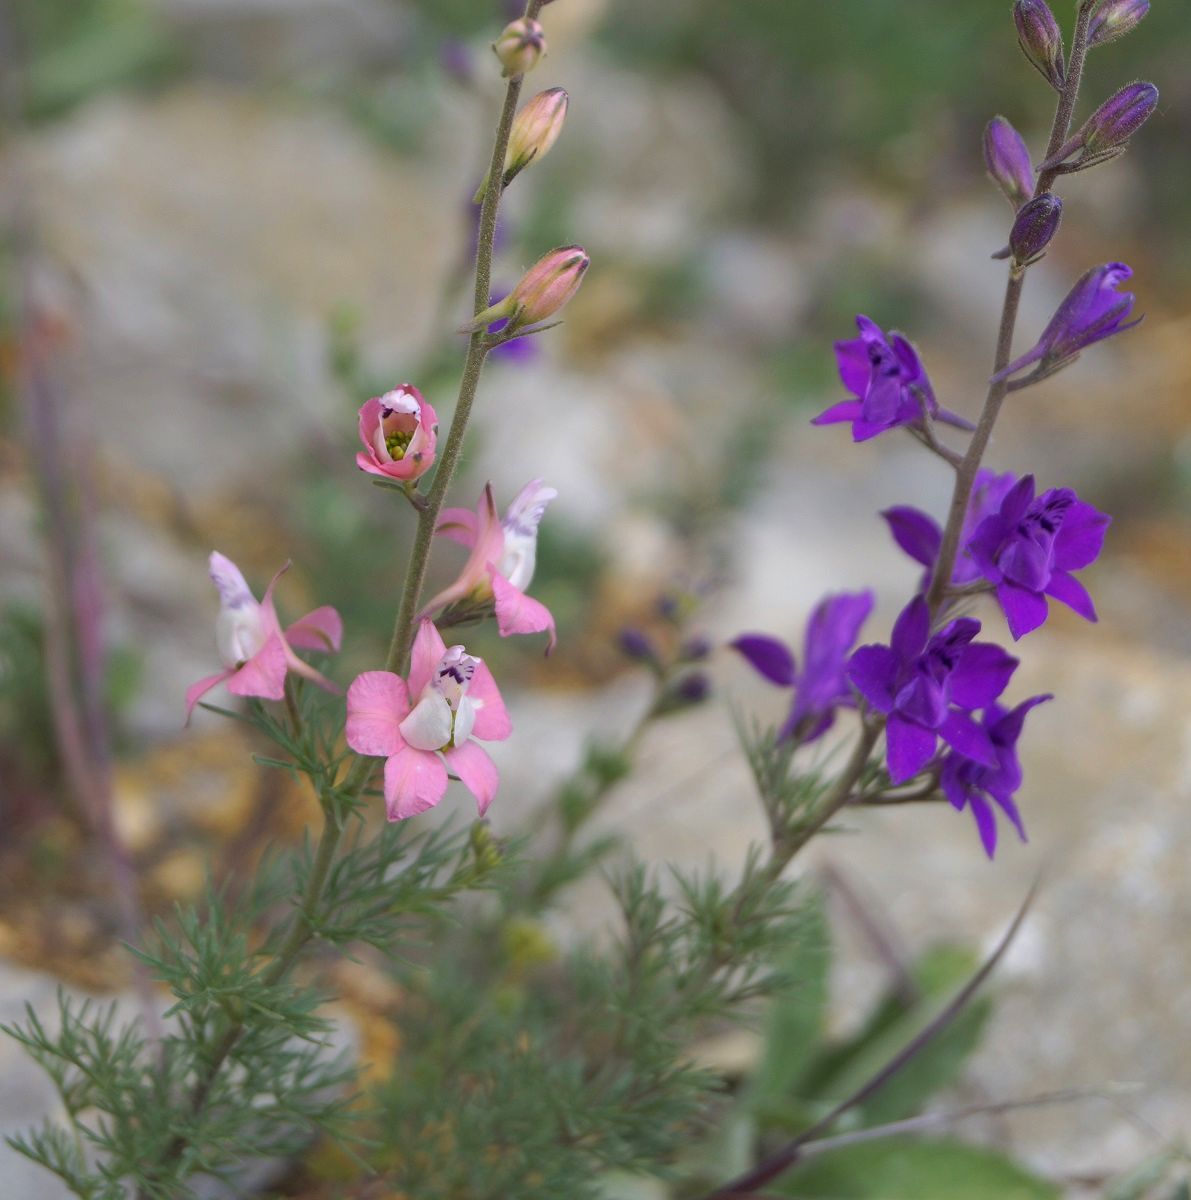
493 18 546 78
504 88 569 186
506 245 590 330
355 385 439 483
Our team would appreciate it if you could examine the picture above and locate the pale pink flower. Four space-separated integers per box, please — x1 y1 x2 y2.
345 620 512 820
420 479 557 651
356 385 438 483
185 552 343 720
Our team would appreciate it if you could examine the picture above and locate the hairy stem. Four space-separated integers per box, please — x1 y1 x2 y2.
926 2 1094 615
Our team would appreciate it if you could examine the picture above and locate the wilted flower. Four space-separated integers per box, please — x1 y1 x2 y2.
493 17 546 78
812 316 971 442
421 479 558 650
993 262 1140 384
732 590 875 743
941 696 1051 858
346 621 511 820
984 117 1035 208
185 552 343 720
848 598 1018 784
966 475 1111 639
1014 0 1066 90
355 385 438 482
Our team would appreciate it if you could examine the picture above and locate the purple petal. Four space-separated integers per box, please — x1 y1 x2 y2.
848 645 898 712
886 715 938 784
990 693 1053 746
951 642 1018 708
940 709 998 767
731 635 797 687
834 337 871 397
997 581 1050 640
890 596 930 661
967 794 1000 858
1052 501 1110 571
992 790 1029 844
883 507 942 569
812 400 864 427
1044 570 1098 621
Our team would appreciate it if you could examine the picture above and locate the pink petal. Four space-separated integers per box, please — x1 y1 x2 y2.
420 486 507 621
408 619 448 698
468 660 513 742
445 740 500 816
184 669 234 723
436 507 480 549
208 551 257 608
227 633 288 701
346 671 410 756
281 645 342 695
490 568 556 652
383 745 449 821
285 606 343 653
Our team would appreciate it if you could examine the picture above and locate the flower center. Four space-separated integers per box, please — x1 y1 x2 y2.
385 429 414 460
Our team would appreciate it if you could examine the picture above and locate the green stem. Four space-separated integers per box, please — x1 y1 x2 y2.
926 1 1094 616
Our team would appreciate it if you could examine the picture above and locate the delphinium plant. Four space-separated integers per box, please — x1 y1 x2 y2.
4 1 1165 1198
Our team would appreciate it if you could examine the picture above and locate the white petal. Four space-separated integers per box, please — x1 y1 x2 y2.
453 694 476 746
399 691 454 751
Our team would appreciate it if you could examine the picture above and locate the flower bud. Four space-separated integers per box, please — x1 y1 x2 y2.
465 246 590 336
1088 0 1150 47
984 116 1035 208
618 627 658 663
1013 0 1066 91
503 88 569 186
1007 192 1063 264
493 18 546 78
1081 81 1159 155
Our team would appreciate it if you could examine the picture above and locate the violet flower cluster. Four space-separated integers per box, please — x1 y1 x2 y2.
736 0 1152 858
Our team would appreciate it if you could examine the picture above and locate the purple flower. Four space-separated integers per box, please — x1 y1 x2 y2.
883 469 1018 588
993 263 1141 384
1000 193 1062 265
941 695 1051 858
813 316 972 443
984 117 1035 208
966 475 1111 639
1040 82 1160 171
848 598 1018 784
732 590 875 743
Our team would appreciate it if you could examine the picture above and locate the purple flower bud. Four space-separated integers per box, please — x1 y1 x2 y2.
984 117 1035 208
1014 0 1066 91
1081 81 1160 154
993 262 1141 384
618 627 657 662
1088 0 1150 47
680 634 712 663
493 18 546 78
1007 192 1063 263
674 672 711 705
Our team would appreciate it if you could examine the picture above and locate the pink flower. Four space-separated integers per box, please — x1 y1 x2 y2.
185 552 343 720
356 385 439 482
420 479 557 651
345 620 512 820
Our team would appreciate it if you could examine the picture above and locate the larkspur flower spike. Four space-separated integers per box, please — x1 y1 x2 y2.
984 117 1035 208
1088 0 1150 47
1013 0 1066 91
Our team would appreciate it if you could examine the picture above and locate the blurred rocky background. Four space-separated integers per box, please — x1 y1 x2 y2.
1 0 1189 1195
